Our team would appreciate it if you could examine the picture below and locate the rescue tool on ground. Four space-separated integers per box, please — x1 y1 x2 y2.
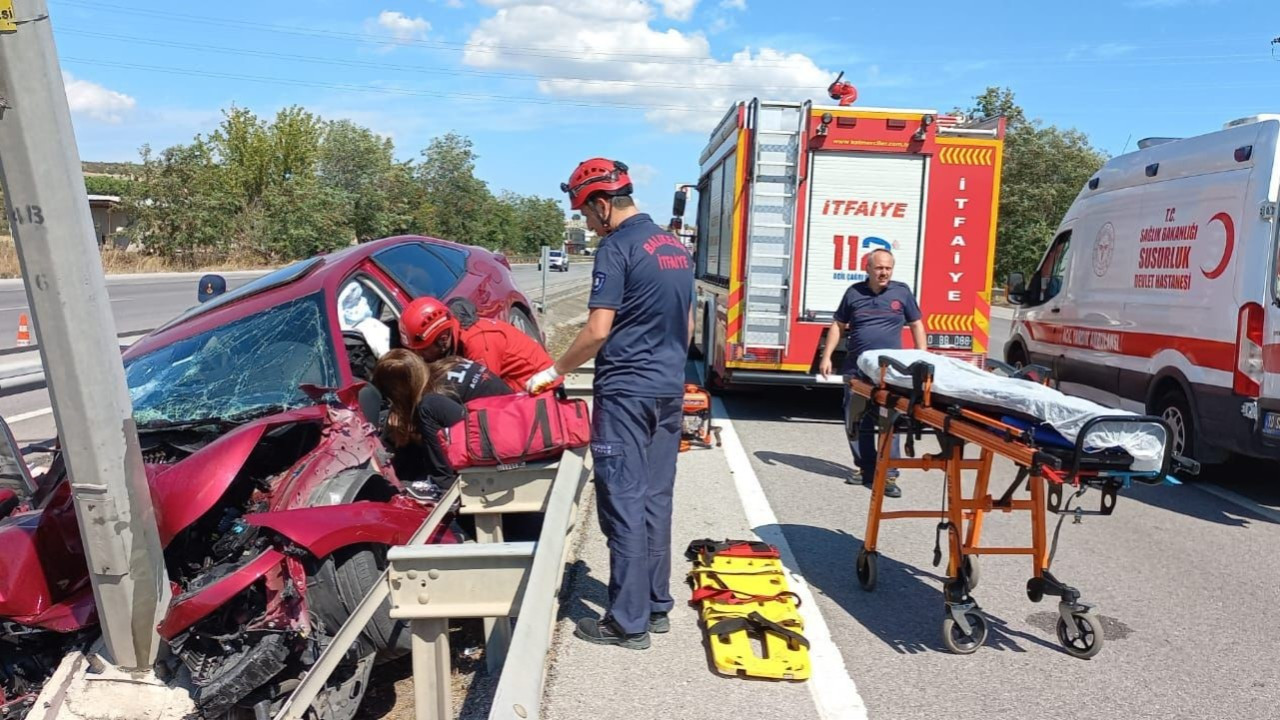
680 74 1006 390
847 350 1199 657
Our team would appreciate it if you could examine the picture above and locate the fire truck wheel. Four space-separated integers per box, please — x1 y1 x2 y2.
1057 611 1105 659
856 549 878 591
941 610 988 655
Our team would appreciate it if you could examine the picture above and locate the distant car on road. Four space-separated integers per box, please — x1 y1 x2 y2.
539 249 570 272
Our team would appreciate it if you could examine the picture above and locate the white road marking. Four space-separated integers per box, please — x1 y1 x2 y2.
7 407 52 424
713 397 869 720
1193 482 1280 525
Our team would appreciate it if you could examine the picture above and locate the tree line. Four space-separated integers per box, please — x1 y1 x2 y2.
1 105 566 262
2 88 1105 281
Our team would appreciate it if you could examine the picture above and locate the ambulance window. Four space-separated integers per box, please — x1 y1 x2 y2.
1032 231 1071 304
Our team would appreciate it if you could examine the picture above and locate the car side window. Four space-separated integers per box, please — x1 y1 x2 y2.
1028 231 1072 306
425 244 468 277
373 243 462 299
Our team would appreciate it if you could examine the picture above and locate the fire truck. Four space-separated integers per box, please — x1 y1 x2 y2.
679 82 1006 388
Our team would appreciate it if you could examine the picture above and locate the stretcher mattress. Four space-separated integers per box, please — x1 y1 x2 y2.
856 350 1168 473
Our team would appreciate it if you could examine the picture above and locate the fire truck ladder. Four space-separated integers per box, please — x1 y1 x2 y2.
742 100 807 355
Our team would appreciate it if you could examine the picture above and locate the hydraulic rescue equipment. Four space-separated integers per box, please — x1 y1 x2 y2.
848 355 1198 658
686 539 810 680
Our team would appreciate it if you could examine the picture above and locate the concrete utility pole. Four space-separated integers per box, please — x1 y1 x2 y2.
0 0 169 669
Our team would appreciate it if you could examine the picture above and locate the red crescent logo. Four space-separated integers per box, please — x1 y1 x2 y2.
1202 212 1234 280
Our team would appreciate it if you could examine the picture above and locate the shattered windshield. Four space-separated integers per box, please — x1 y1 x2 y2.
125 293 339 426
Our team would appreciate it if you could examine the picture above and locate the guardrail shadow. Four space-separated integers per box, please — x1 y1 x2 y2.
554 559 610 625
764 523 1063 656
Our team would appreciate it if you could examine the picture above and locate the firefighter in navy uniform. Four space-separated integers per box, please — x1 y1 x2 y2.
527 158 694 650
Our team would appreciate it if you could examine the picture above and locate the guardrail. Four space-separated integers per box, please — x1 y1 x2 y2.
275 368 596 720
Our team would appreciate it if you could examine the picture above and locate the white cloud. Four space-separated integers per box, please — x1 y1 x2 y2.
720 0 746 10
445 0 465 6
373 10 432 43
658 0 698 20
1065 42 1137 60
61 72 136 124
466 0 832 133
628 163 659 186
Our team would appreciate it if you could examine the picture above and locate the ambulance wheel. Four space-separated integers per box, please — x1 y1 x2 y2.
1056 611 1104 659
962 556 980 592
941 610 988 655
1005 343 1028 369
856 549 878 591
1153 388 1195 462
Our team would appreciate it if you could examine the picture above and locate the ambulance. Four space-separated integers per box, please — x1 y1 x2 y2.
1004 115 1280 464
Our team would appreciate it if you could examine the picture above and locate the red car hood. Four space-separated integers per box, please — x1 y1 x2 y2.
0 401 387 628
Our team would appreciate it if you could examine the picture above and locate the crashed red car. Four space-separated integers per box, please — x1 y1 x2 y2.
0 237 542 719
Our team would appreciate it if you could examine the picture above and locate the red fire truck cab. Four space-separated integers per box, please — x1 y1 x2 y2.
686 97 1006 388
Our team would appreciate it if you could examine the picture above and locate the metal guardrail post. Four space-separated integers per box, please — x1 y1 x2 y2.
272 483 463 720
487 446 592 720
459 461 558 674
387 541 537 720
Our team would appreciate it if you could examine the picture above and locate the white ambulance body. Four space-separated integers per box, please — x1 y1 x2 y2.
1004 115 1280 464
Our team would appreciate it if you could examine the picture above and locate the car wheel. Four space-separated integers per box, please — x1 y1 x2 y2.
308 544 410 660
1154 387 1195 462
1005 342 1028 368
509 306 541 341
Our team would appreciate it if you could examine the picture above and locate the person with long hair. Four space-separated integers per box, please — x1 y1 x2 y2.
371 349 467 490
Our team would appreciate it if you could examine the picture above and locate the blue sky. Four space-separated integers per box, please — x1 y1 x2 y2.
51 0 1280 214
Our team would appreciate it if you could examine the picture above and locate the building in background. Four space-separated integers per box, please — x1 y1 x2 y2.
87 194 132 249
564 214 597 255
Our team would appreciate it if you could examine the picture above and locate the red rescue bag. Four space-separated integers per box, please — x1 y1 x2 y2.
442 392 591 469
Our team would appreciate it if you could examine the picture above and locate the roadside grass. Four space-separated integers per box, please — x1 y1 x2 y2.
0 235 275 278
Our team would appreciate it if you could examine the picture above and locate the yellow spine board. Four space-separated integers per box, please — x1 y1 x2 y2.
688 551 811 681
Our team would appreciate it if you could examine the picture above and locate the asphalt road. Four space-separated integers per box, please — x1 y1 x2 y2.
0 261 592 450
701 303 1280 719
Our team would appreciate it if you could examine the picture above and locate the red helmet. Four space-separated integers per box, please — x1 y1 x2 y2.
561 158 632 210
399 297 459 352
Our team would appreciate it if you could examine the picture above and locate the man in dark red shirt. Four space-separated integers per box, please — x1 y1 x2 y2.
399 297 552 392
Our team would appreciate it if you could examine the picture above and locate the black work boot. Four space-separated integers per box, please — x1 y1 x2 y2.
648 612 670 634
574 617 651 649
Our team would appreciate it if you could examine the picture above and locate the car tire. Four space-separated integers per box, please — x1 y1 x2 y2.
1005 341 1028 368
508 306 541 341
308 544 410 660
1153 387 1196 463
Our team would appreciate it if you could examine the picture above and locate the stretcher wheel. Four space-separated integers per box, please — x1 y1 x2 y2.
1026 578 1045 603
856 549 878 591
1057 612 1104 659
962 556 980 591
941 610 988 655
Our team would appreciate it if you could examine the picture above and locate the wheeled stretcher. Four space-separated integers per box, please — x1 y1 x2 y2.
848 350 1199 658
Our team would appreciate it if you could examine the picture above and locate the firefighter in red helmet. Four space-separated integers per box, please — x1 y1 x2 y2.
399 296 552 393
527 158 694 650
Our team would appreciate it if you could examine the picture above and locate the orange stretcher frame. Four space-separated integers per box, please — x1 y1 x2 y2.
847 357 1192 659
